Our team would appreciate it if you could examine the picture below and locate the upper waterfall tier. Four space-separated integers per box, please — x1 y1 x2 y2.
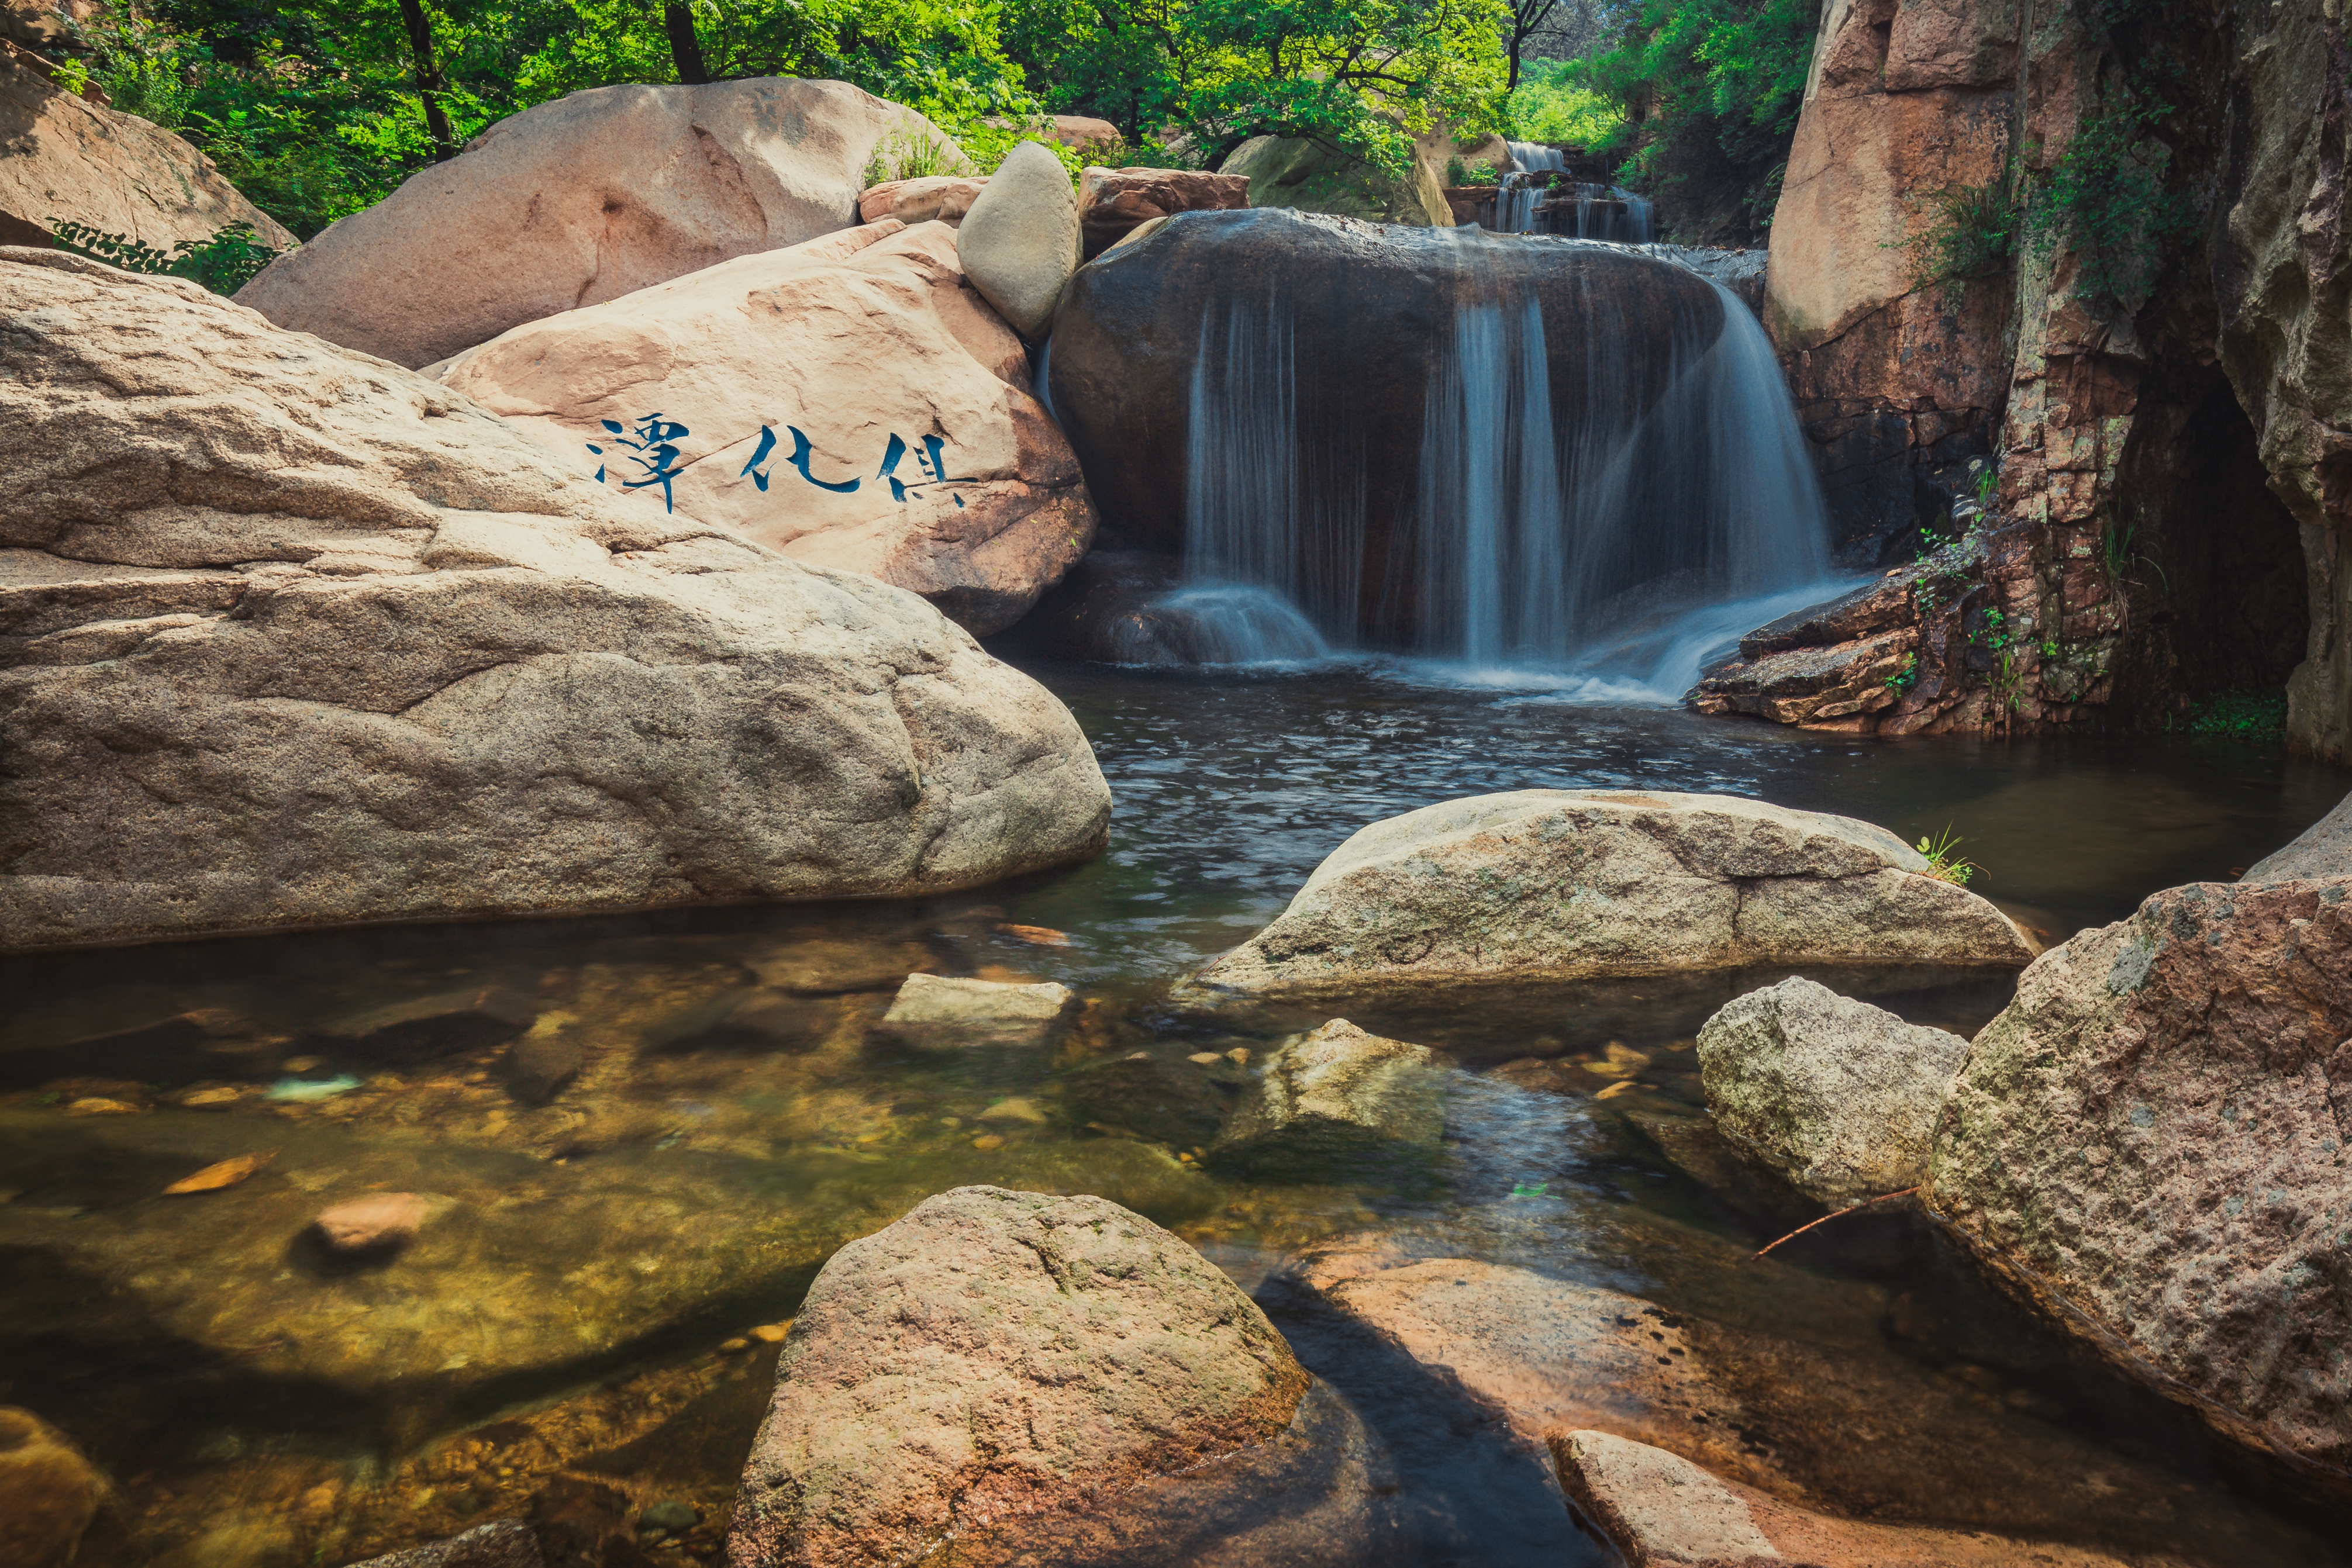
1047 209 1829 662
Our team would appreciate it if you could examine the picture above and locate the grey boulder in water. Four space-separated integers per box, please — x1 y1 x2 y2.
1192 790 2037 998
0 251 1111 950
1207 1018 1443 1177
1696 977 1968 1208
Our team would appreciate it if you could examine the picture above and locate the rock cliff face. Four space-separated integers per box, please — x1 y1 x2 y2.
1754 0 2343 748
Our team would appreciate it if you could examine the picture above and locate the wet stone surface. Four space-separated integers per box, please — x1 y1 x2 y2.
1 661 2346 1566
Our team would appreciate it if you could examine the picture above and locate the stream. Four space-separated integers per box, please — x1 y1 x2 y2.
2 657 2343 1567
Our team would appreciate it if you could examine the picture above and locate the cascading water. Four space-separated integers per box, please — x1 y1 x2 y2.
1154 236 1844 692
1496 140 1654 242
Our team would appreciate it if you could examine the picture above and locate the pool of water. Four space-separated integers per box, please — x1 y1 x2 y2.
2 659 2343 1567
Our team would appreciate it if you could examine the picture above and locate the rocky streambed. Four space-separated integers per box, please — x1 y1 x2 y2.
2 661 2345 1568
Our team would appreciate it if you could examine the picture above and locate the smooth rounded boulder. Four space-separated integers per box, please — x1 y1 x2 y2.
727 1186 1310 1567
1929 876 2352 1499
437 221 1096 635
1192 790 2038 999
1697 977 1969 1208
0 250 1111 950
234 78 949 368
954 138 1080 339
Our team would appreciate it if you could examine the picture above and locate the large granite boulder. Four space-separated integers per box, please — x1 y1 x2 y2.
728 1186 1310 1567
0 47 296 253
1928 876 2352 1496
1192 791 2037 999
0 250 1109 949
1221 134 1450 227
1552 1429 2137 1568
1208 1020 1441 1177
954 139 1080 339
2243 788 2352 883
1077 165 1249 258
436 221 1095 636
1046 209 1749 647
234 78 948 368
1696 978 1968 1208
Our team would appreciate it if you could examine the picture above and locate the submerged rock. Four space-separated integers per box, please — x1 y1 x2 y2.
436 221 1095 636
234 78 948 368
1696 978 1967 1208
875 973 1075 1049
728 1186 1309 1567
0 251 1111 949
1928 876 2352 1497
954 139 1080 339
0 1407 106 1568
1207 1020 1441 1178
1192 790 2036 999
1552 1429 2137 1568
313 1192 430 1254
347 1519 543 1568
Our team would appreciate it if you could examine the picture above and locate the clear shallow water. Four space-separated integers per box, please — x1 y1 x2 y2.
1 662 2344 1567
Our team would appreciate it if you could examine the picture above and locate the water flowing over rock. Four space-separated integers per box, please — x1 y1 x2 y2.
234 78 948 369
0 250 1110 949
1048 209 1832 663
436 220 1095 636
727 1186 1310 1567
1552 1429 2140 1568
1928 876 2352 1498
1696 978 1968 1208
1207 1020 1442 1177
1192 791 2036 999
954 139 1080 340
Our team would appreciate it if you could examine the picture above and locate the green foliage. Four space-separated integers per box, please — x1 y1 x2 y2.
1884 651 1918 692
1509 55 1620 146
2025 94 2197 306
1910 162 2022 285
1915 827 1979 887
2172 692 2287 740
1584 0 1813 178
51 217 285 293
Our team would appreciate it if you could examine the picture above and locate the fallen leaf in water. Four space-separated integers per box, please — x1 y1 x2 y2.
1582 1061 1637 1078
1604 1042 1651 1068
180 1087 242 1107
1188 1051 1225 1065
972 1134 1006 1151
281 1056 323 1073
65 1097 140 1116
163 1152 273 1194
996 923 1072 947
749 1321 792 1343
1594 1080 1644 1101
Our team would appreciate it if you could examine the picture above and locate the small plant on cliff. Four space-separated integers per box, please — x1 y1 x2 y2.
1909 161 2022 285
1916 827 1979 887
2025 94 2199 308
1885 651 1919 692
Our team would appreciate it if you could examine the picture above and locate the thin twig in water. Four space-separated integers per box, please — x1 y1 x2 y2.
1750 1186 1922 1260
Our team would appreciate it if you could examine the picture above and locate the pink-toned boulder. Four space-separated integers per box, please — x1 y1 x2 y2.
1048 114 1122 149
313 1193 429 1253
1552 1429 2139 1568
1077 166 1248 258
234 77 950 369
0 44 295 253
858 175 988 226
437 220 1095 635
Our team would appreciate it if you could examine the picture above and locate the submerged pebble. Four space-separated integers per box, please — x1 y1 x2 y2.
269 1075 362 1102
314 1193 428 1253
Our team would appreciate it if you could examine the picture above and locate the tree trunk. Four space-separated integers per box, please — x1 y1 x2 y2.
665 3 710 84
395 0 457 162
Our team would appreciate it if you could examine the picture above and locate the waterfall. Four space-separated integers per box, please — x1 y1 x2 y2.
1149 240 1838 685
1495 141 1654 242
